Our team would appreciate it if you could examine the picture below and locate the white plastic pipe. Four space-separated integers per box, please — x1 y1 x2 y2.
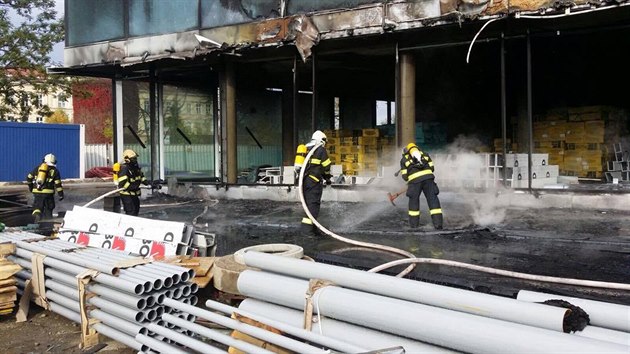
146 322 227 354
237 298 457 354
44 269 147 310
205 299 371 353
161 314 273 354
575 326 630 346
8 238 118 274
14 248 144 294
237 270 630 354
241 251 569 332
135 334 188 354
93 323 147 352
162 297 328 354
91 309 148 336
517 290 630 332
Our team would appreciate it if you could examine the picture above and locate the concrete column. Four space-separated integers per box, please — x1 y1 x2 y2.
282 79 295 167
149 67 159 181
223 61 237 183
112 79 124 161
399 52 416 147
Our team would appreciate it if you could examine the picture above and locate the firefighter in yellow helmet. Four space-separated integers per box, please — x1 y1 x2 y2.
294 130 333 236
117 149 148 216
26 153 64 222
399 143 443 229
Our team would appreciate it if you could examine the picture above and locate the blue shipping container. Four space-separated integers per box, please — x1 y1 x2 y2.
0 122 82 182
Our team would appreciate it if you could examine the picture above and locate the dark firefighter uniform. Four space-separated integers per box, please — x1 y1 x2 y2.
117 151 148 216
26 159 64 221
400 143 443 229
297 140 332 232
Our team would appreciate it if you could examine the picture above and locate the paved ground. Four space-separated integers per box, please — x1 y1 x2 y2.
1 183 629 352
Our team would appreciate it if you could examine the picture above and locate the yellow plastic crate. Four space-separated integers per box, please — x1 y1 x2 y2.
361 129 380 137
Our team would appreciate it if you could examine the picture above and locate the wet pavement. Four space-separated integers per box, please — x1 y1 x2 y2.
9 183 630 306
136 192 630 306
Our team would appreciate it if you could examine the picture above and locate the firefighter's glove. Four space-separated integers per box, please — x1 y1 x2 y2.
58 191 64 201
325 178 332 186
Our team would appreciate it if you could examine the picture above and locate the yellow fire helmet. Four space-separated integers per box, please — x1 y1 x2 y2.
404 142 418 154
123 149 138 162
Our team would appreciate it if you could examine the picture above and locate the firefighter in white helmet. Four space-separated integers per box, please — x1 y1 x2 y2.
26 153 64 222
295 130 332 236
117 149 148 216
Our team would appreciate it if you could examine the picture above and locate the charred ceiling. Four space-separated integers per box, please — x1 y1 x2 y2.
61 0 630 73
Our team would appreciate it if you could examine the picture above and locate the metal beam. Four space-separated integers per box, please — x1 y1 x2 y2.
501 34 508 187
399 51 415 147
527 31 533 191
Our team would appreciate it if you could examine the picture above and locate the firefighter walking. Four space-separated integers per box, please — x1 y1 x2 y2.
26 153 64 222
295 130 333 235
117 149 148 216
399 143 443 229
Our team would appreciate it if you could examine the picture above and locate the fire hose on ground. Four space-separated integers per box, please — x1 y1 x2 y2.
298 143 630 291
298 142 417 278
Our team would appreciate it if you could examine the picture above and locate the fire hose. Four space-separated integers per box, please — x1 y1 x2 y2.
298 144 630 289
298 142 417 278
84 188 126 208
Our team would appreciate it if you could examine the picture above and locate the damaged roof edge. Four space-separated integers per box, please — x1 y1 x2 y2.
62 0 629 70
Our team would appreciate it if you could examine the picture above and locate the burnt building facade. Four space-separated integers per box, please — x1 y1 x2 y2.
58 0 630 186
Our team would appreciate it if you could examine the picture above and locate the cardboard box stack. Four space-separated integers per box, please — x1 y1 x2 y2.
508 106 628 179
324 128 394 176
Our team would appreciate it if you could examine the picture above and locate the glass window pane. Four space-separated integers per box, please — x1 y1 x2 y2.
236 89 282 174
163 85 216 181
200 0 278 29
122 81 152 178
67 0 124 46
129 0 198 37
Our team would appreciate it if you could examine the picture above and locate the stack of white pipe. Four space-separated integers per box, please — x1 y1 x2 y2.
236 251 630 354
0 231 204 353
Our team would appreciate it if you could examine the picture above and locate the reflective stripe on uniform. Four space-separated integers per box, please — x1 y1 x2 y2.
118 175 129 182
430 208 442 215
308 175 320 182
321 158 331 167
407 169 433 181
408 210 420 216
301 217 313 225
32 189 54 194
311 158 321 164
32 209 41 215
400 169 407 174
428 161 434 167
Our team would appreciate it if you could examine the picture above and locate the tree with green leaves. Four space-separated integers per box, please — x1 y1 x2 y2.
0 0 68 122
45 108 69 123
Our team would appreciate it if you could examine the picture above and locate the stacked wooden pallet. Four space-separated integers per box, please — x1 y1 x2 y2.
0 242 21 315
